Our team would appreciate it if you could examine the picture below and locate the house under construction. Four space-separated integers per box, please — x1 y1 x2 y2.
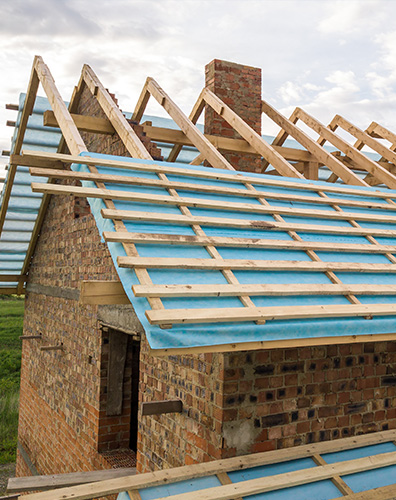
2 56 396 499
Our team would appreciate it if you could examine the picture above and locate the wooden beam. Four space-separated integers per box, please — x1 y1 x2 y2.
7 468 136 493
141 399 183 416
142 123 315 162
43 110 115 135
117 256 396 273
0 275 27 282
29 166 396 212
340 484 396 499
145 78 235 170
132 283 396 298
34 56 86 156
294 107 396 189
80 281 129 305
5 104 19 111
28 165 395 211
0 287 24 295
167 88 206 163
261 100 367 186
369 122 396 147
19 442 396 500
146 303 396 326
129 452 396 500
330 114 396 167
202 89 304 178
101 208 396 238
82 65 151 160
20 150 396 200
131 81 151 123
108 233 396 255
106 329 128 416
32 183 396 224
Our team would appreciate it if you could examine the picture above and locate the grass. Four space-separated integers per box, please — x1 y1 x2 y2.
0 296 24 464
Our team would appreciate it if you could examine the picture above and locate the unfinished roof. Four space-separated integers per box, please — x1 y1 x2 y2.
3 55 396 353
16 429 396 500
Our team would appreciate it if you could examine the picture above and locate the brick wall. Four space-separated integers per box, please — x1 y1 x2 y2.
136 339 396 472
136 338 225 472
221 343 396 456
204 59 262 172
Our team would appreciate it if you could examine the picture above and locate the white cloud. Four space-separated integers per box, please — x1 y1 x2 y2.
1 0 396 159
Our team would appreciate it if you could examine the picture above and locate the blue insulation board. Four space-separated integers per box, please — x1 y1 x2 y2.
73 151 396 351
116 442 396 499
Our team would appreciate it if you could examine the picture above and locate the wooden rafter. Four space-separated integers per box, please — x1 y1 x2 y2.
294 107 396 189
201 89 304 178
132 77 235 170
167 88 205 162
261 100 367 186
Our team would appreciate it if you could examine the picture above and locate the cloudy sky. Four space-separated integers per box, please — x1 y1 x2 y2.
1 0 396 176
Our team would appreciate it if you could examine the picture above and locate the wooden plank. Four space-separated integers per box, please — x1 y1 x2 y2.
82 65 151 160
368 122 396 147
167 89 205 163
31 182 396 224
339 483 396 499
294 108 396 189
108 232 396 255
261 100 367 187
34 56 86 156
331 115 396 168
131 81 151 123
145 79 235 170
80 281 129 305
20 446 396 500
203 89 304 178
106 329 128 416
20 150 396 200
142 123 314 162
7 468 136 493
132 452 396 500
141 399 183 416
215 472 243 500
0 275 26 282
101 208 396 238
43 110 115 135
312 453 353 495
29 166 396 212
146 303 396 326
120 255 396 276
0 287 23 295
132 283 396 298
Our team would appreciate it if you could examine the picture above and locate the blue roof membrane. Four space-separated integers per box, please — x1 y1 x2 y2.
118 442 396 499
0 94 63 286
75 151 396 351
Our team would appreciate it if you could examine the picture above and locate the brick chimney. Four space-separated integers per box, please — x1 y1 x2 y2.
204 59 262 172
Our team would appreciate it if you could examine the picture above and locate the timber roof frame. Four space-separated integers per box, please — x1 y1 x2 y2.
4 56 396 353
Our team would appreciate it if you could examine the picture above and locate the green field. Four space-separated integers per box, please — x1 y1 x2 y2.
0 296 24 464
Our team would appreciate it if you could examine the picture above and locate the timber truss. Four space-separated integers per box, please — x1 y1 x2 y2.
2 56 396 347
